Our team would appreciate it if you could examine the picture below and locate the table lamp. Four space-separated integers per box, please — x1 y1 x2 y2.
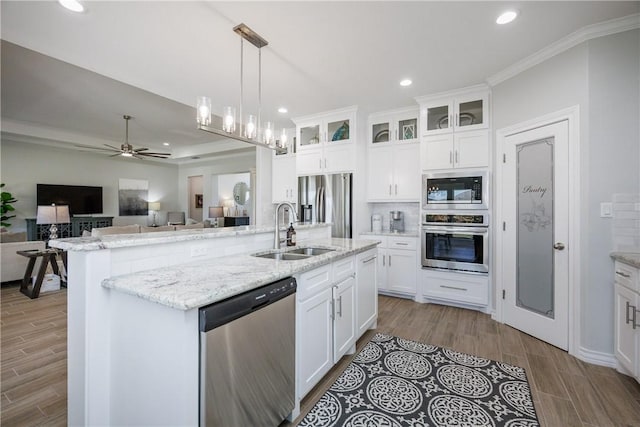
208 206 224 227
36 204 70 240
223 199 235 217
148 202 161 226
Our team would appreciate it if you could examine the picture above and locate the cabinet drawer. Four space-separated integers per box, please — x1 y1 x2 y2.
388 236 417 251
423 275 488 306
333 255 356 284
615 261 639 292
297 264 332 301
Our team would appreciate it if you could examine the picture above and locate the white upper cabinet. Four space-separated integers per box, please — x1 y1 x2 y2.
417 85 489 137
294 107 357 175
416 84 491 171
369 107 419 145
271 127 297 203
367 143 420 201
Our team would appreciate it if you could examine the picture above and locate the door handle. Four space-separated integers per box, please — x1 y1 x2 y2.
382 255 385 266
388 255 391 267
616 270 631 278
389 184 392 195
455 150 459 164
363 256 376 264
395 184 398 195
338 295 343 317
626 301 632 324
553 242 565 250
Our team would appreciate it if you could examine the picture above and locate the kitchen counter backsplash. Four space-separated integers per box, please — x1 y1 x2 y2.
612 193 640 251
368 202 420 234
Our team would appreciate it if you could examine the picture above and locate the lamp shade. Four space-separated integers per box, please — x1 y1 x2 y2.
148 202 161 211
36 205 70 225
208 206 224 218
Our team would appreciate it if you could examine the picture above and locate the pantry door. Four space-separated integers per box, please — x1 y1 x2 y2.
501 120 570 350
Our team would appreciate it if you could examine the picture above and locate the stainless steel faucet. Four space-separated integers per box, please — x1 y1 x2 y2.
274 202 298 249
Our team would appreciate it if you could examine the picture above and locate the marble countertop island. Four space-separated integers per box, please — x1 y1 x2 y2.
102 237 379 310
611 251 640 269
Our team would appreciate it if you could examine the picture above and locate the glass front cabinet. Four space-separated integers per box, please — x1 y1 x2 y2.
418 87 489 137
369 107 419 145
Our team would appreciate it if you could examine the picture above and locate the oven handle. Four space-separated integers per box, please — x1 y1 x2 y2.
422 226 488 234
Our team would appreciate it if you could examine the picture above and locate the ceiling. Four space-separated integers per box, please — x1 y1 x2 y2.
1 1 638 162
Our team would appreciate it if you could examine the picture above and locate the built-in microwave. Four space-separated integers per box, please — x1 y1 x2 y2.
422 171 489 210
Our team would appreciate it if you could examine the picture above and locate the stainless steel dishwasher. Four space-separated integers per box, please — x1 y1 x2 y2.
199 277 296 427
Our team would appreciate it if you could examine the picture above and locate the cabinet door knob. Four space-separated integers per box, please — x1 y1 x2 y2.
553 242 565 250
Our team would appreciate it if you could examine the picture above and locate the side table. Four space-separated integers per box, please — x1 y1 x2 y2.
16 249 67 299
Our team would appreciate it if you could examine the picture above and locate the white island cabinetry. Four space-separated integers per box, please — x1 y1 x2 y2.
50 225 379 426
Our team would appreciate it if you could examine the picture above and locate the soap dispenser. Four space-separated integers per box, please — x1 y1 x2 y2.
286 223 296 246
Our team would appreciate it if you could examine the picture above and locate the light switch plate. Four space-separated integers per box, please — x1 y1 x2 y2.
600 202 613 218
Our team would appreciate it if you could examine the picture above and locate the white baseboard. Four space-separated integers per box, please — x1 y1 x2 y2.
577 346 617 368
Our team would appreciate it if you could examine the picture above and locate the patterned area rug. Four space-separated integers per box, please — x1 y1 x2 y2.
299 333 539 427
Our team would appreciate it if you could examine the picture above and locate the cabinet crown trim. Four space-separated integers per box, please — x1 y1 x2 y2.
414 83 490 105
292 105 358 124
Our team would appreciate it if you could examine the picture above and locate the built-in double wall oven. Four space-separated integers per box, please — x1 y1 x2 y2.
421 212 489 274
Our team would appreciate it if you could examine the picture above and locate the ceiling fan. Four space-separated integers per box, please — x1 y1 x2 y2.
77 115 171 160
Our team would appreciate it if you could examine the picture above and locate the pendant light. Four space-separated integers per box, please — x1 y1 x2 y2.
197 23 284 153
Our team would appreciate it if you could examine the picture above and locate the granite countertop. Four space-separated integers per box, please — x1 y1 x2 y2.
102 238 380 311
360 230 420 237
611 252 640 269
48 223 331 252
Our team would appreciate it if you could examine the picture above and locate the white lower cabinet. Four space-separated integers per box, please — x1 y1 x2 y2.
421 268 488 307
356 249 378 337
362 235 417 297
333 276 356 362
297 255 368 400
613 261 640 382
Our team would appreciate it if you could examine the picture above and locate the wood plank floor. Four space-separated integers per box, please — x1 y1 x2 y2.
2 285 640 426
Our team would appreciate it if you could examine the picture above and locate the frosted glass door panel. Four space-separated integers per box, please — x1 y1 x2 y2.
426 105 449 132
517 138 554 318
458 100 483 128
300 125 320 147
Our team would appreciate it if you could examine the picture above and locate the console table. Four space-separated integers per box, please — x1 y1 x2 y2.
26 217 114 241
223 216 250 227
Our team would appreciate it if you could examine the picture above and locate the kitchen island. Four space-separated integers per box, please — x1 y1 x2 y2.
49 224 379 426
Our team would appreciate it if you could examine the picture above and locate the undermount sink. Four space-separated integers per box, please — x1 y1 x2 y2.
288 247 336 256
253 252 311 261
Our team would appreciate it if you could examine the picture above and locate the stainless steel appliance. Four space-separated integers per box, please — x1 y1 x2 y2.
298 174 352 238
422 170 489 210
199 277 296 427
390 211 404 233
421 212 489 274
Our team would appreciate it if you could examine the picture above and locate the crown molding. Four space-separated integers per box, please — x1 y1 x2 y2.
487 13 640 87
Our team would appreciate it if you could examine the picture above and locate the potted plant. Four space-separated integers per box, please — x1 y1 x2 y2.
1 183 18 228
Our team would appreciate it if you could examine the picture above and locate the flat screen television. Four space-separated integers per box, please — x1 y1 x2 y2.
37 184 103 216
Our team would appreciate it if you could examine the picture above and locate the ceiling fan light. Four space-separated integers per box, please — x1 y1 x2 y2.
222 106 236 133
196 96 212 126
121 152 133 157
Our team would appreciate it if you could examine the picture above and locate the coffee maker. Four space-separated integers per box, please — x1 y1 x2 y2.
389 211 404 233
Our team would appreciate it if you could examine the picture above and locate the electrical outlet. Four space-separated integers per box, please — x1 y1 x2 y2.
190 246 207 257
600 202 612 218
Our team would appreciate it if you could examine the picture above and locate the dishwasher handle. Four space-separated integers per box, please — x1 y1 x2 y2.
200 277 297 332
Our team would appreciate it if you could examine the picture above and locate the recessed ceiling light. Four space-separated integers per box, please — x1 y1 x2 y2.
400 79 412 87
58 0 84 13
496 10 518 25
163 142 170 146
278 107 288 114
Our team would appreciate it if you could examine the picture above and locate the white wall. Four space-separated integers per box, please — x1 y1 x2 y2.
177 150 256 221
0 139 180 231
492 29 640 355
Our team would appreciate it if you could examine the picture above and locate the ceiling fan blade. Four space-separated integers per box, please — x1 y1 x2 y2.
139 153 171 158
109 153 123 157
133 147 149 152
74 143 119 152
104 144 123 151
140 152 171 156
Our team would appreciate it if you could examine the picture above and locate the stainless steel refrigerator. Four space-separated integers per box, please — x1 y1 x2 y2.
298 173 352 239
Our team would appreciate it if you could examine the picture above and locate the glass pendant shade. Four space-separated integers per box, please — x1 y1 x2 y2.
280 129 288 148
263 121 275 146
222 106 236 133
245 115 257 139
196 96 212 126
